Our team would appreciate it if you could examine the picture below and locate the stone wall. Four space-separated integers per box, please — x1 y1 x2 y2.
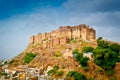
30 24 96 48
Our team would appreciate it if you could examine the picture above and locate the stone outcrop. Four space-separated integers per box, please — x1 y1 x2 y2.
30 24 96 48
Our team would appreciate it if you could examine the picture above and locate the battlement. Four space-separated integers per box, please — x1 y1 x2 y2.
30 24 96 48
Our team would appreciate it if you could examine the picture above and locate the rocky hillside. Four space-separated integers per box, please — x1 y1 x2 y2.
8 25 120 80
9 39 120 80
9 39 97 67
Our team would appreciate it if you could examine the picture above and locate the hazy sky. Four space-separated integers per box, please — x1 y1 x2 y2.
0 0 120 60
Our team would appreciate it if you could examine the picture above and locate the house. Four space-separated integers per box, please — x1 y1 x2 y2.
4 69 16 76
83 52 93 60
63 48 73 58
28 67 40 77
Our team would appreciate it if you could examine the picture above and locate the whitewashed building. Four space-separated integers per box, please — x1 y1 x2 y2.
83 52 93 60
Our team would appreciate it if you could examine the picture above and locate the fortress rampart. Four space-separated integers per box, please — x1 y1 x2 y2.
30 24 96 48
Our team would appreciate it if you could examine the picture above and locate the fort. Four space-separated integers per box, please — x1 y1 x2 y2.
30 24 96 48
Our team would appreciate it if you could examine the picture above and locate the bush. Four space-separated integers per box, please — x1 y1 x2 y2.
70 38 77 43
66 71 76 77
109 43 120 55
83 66 89 71
73 48 80 54
80 57 89 67
93 48 117 70
82 46 94 53
55 70 64 77
75 53 83 61
53 66 59 71
9 59 15 64
87 77 95 80
73 72 86 80
55 51 62 57
97 37 109 48
73 49 89 68
66 71 86 80
47 66 61 77
105 69 115 76
117 57 120 62
24 53 36 63
1 72 8 76
93 37 120 76
47 69 56 76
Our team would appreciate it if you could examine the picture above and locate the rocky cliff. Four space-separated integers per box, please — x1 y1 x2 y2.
30 24 96 48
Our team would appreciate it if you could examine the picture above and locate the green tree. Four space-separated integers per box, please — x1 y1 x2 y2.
75 53 83 61
80 57 89 67
93 48 117 70
93 37 120 76
73 49 89 68
109 43 120 55
97 37 109 48
82 46 94 53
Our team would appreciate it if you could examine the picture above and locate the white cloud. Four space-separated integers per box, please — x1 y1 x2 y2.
62 0 120 12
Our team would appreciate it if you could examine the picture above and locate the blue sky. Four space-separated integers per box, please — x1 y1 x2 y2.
0 0 120 60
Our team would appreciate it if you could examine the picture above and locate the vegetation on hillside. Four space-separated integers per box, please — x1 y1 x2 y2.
7 36 120 79
66 71 87 80
72 37 120 79
73 48 89 69
24 53 36 64
93 37 120 76
47 66 64 79
69 38 78 44
82 46 94 53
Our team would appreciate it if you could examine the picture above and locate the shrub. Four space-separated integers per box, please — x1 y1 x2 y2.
24 53 36 63
73 48 80 54
70 38 77 43
80 57 89 67
9 59 15 64
105 69 115 76
97 37 109 48
75 53 83 61
83 66 89 71
73 72 86 80
87 77 95 80
53 66 59 71
109 43 120 55
55 70 64 77
93 48 117 70
82 46 94 53
93 37 120 76
66 71 86 80
1 72 8 76
73 49 89 68
55 51 62 57
66 71 76 77
47 66 61 77
47 69 56 76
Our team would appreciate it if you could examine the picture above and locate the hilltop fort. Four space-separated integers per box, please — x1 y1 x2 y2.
30 24 96 48
4 24 120 80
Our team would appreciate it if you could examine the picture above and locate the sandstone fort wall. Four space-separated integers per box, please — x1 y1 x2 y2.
30 24 96 48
